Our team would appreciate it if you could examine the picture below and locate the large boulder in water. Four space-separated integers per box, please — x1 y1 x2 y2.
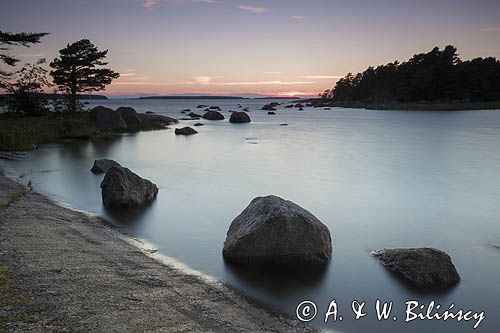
175 126 198 136
371 248 460 289
100 166 158 209
229 112 251 123
116 107 142 126
91 159 121 174
90 106 127 130
203 110 225 120
223 195 332 267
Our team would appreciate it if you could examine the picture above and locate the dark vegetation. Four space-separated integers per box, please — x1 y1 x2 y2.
0 32 125 150
317 45 500 109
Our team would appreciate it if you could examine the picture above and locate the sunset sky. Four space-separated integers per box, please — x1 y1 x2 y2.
2 0 500 97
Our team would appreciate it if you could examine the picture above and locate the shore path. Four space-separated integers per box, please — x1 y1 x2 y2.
0 173 315 332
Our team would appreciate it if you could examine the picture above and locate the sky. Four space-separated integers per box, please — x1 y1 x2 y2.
1 0 500 97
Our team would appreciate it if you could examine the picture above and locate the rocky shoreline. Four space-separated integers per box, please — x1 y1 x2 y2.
0 173 316 332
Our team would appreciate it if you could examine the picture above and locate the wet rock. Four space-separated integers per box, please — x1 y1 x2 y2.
188 112 202 118
299 107 304 111
285 105 293 108
223 195 332 267
280 123 288 126
324 107 331 110
91 159 121 174
209 106 221 110
197 105 208 108
193 123 204 127
203 110 225 121
372 248 460 289
138 113 178 125
100 166 158 209
182 109 191 112
229 112 251 123
261 104 277 111
175 126 198 136
268 111 276 115
90 106 127 130
294 103 304 108
146 111 155 114
243 108 249 112
116 107 142 126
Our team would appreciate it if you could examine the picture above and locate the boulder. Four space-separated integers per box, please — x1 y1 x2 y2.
91 159 121 174
229 112 251 123
261 104 277 111
90 106 127 130
138 113 178 125
188 112 202 118
100 166 158 209
175 126 198 136
223 195 332 267
268 111 276 115
203 110 225 120
116 107 142 126
372 248 460 289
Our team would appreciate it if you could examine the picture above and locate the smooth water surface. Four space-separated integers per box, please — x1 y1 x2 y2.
2 98 500 333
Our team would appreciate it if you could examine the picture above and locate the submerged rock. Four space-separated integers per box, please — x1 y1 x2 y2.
223 195 332 267
116 107 142 126
175 126 198 136
197 105 208 108
91 159 121 174
193 123 204 127
203 110 225 120
280 123 288 126
90 106 127 130
268 111 276 115
294 103 304 108
229 112 251 123
100 166 158 209
372 248 460 289
285 105 294 108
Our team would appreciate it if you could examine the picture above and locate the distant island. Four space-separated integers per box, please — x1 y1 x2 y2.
139 95 246 100
314 45 500 110
138 95 301 100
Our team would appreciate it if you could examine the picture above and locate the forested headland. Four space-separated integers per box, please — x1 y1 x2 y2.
315 45 500 110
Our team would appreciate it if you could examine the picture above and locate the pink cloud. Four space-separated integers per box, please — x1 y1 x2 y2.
237 5 268 14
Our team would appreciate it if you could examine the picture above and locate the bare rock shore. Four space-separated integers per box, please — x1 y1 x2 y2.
0 174 315 333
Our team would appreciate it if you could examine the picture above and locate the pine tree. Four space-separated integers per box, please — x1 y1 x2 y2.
50 39 119 112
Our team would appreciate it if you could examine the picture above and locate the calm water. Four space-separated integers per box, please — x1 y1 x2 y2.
2 98 500 333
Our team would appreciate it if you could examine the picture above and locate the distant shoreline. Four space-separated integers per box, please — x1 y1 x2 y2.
137 95 300 100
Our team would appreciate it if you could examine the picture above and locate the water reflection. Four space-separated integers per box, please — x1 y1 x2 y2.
224 261 329 296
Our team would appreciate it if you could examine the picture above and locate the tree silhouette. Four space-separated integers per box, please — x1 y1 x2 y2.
323 45 500 103
0 31 48 84
4 59 51 115
50 39 119 112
